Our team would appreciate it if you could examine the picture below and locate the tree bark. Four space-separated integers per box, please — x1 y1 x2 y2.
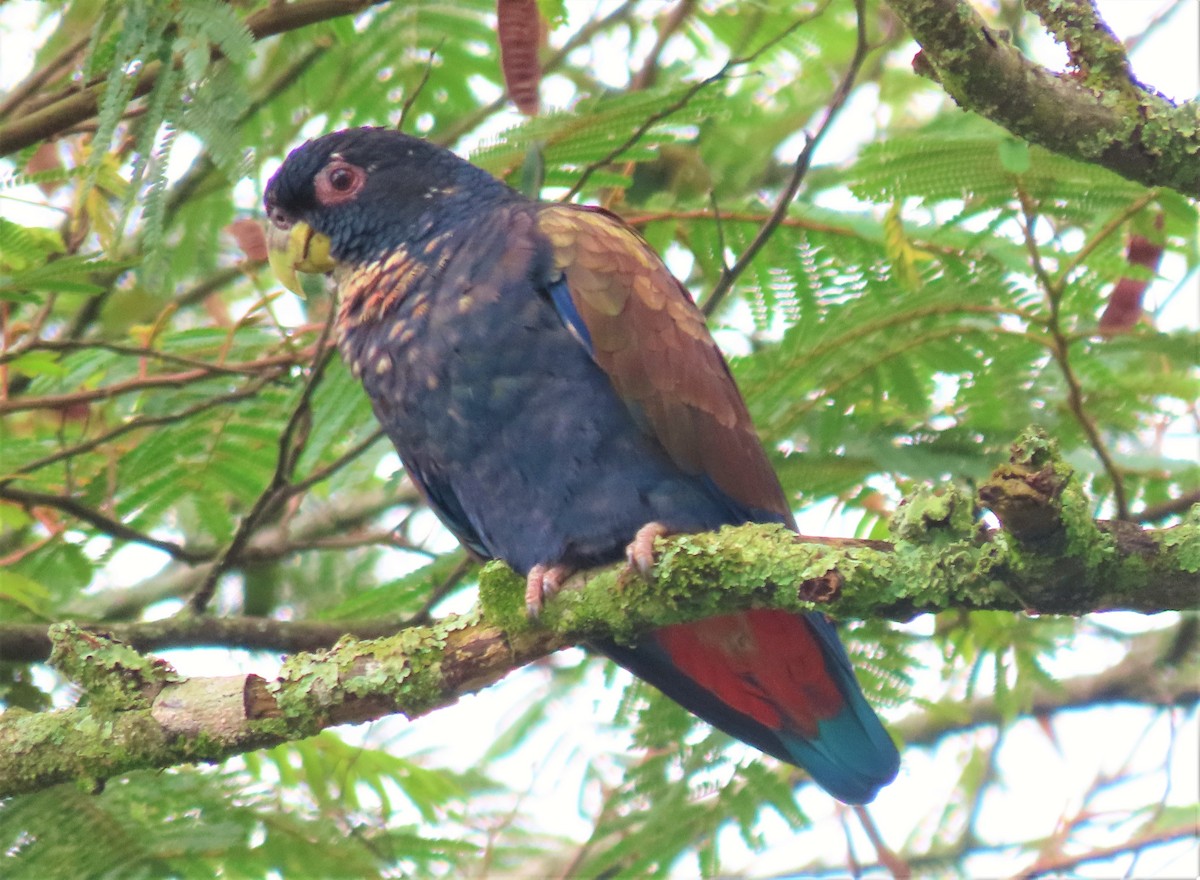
3 428 1197 798
884 0 1200 196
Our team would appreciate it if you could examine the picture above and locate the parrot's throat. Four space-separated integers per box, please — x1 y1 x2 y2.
335 230 457 331
333 230 462 382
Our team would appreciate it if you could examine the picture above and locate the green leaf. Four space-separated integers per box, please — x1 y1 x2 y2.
0 570 53 618
998 137 1031 173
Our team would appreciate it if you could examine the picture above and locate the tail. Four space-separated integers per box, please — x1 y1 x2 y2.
599 609 899 804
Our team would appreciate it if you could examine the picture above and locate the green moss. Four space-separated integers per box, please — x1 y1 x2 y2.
891 484 977 545
48 623 181 712
245 717 291 740
1160 507 1200 573
269 614 486 728
179 730 229 763
478 561 532 633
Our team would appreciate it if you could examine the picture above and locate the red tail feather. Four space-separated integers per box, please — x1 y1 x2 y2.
656 610 844 739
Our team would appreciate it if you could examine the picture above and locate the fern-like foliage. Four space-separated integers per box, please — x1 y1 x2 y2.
471 82 731 188
1 1 1196 878
0 764 473 879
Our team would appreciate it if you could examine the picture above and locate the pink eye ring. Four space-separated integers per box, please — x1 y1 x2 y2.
314 161 365 205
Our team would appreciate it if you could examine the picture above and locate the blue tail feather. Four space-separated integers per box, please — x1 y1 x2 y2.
778 614 899 803
598 611 899 804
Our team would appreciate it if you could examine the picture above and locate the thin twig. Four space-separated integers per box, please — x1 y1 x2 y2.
66 488 409 621
1125 0 1192 55
563 2 835 203
284 428 386 497
0 486 206 564
1055 188 1160 285
397 44 441 132
0 293 59 369
1134 489 1200 523
0 0 396 156
626 208 987 260
0 338 301 374
1015 823 1199 879
1018 197 1130 518
281 529 425 554
703 0 871 317
769 325 999 427
187 311 339 612
0 350 309 415
0 31 91 120
763 301 1043 372
854 805 911 879
630 0 697 91
561 72 725 202
1 374 278 481
172 266 249 310
404 555 475 625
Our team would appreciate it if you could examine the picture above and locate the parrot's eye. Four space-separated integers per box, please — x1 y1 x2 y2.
315 161 365 206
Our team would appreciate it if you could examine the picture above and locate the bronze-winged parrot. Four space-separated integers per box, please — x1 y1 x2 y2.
264 128 900 803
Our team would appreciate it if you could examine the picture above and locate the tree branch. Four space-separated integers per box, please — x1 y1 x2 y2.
0 487 1194 798
883 0 1200 197
0 616 413 666
1136 489 1200 524
897 626 1200 747
3 426 1196 663
0 486 208 565
0 351 304 415
1017 823 1200 879
64 485 412 621
188 316 339 613
0 619 568 798
2 431 1197 796
1016 197 1131 519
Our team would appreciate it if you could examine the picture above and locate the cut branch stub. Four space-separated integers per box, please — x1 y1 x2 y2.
978 428 1070 549
978 460 1068 548
890 483 979 546
977 427 1119 613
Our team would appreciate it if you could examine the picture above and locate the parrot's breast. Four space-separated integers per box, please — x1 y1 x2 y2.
334 209 750 573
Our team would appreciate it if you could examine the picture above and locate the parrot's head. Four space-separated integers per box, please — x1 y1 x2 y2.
263 127 501 295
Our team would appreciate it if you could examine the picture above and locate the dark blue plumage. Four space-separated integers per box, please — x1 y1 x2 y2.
264 127 900 803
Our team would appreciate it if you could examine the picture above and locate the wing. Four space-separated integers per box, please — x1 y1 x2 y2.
536 203 794 526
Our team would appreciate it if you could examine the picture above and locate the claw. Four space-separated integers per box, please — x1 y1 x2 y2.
525 562 573 618
626 521 671 579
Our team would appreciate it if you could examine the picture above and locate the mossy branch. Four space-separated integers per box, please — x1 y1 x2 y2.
884 0 1200 196
2 430 1197 798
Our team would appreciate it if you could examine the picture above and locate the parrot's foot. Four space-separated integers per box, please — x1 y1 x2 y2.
525 562 573 618
626 521 672 579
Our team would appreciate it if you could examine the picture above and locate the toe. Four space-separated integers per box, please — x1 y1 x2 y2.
626 522 671 578
525 565 548 617
525 563 571 617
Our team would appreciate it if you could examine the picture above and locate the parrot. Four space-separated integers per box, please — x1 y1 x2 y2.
263 127 899 803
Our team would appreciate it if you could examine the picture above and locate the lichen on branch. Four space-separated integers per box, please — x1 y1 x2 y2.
1 430 1196 799
884 0 1200 196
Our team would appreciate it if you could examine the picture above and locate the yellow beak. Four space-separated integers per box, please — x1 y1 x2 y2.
267 220 336 296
